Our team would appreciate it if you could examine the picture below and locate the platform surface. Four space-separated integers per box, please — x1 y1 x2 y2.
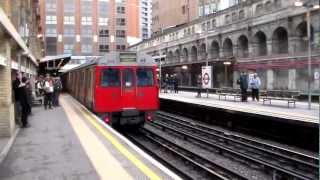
160 91 319 124
0 95 180 180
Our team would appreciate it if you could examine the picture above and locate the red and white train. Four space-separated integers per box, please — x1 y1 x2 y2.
63 52 159 127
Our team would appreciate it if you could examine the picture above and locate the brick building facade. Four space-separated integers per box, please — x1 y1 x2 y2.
40 0 140 57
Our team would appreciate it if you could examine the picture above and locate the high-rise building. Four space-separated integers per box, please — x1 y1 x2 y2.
151 0 198 35
140 0 152 40
40 0 140 57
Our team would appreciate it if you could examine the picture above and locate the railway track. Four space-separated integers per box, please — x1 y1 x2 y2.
153 111 319 180
125 127 248 180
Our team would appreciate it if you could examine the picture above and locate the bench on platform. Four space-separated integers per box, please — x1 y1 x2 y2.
217 88 241 101
262 90 300 108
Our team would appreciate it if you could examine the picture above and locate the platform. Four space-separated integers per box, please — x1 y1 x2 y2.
159 91 319 125
0 95 181 180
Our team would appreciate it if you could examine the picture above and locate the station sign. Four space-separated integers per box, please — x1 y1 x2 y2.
202 66 212 88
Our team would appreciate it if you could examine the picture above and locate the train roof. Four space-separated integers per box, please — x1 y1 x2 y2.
65 51 156 72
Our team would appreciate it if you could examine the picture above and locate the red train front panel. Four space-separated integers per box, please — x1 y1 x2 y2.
93 65 159 126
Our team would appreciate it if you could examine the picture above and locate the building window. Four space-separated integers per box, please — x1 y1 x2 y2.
182 5 186 14
46 28 57 36
81 44 92 53
99 18 109 26
117 6 125 14
64 1 75 12
81 1 92 14
99 29 109 37
81 17 92 25
64 27 75 37
116 30 126 38
64 44 74 54
46 2 56 12
64 16 75 25
225 15 230 24
116 45 126 51
81 28 92 36
239 10 245 19
212 19 216 28
99 45 109 52
116 18 126 26
46 16 57 24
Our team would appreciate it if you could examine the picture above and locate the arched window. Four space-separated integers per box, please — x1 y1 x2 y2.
223 38 233 57
272 27 289 54
239 10 245 19
253 31 267 56
237 35 249 58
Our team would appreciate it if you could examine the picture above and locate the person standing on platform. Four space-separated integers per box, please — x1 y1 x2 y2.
44 74 54 110
250 73 261 101
13 72 30 128
163 74 169 93
173 74 179 94
53 77 62 107
22 76 32 115
238 71 249 102
196 74 202 98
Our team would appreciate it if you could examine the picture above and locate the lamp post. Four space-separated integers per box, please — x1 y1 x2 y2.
294 0 319 110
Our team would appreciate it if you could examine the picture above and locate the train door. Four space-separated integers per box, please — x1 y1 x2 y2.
121 68 136 109
136 67 159 109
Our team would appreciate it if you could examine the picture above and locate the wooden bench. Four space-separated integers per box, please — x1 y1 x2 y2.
262 90 300 108
217 88 241 101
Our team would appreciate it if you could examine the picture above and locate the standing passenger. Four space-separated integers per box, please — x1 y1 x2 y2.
173 74 179 94
238 71 249 102
13 72 30 128
196 74 202 98
53 77 62 107
44 74 54 109
250 73 261 101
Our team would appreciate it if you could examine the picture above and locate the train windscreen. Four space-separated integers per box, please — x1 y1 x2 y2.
136 68 154 87
101 69 120 87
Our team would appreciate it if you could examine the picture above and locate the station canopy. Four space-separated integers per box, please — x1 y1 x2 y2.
39 54 71 75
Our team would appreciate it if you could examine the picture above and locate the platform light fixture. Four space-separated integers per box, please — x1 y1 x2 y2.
182 65 188 70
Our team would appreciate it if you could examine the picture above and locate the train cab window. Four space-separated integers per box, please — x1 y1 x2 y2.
137 68 154 87
123 69 134 88
101 69 120 87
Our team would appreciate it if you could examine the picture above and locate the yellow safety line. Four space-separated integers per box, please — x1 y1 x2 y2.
68 98 162 180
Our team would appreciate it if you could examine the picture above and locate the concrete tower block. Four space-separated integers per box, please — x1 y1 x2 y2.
267 69 274 90
288 69 296 90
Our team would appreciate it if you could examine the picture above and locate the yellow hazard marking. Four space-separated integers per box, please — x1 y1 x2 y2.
68 97 162 180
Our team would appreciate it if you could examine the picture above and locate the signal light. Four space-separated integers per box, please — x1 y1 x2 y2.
146 114 152 121
104 117 110 123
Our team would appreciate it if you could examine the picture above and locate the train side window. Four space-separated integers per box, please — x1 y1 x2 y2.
123 69 134 88
137 68 154 87
101 68 120 87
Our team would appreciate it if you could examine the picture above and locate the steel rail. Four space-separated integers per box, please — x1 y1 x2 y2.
152 114 316 180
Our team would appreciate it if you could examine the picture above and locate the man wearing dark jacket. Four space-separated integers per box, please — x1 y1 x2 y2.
13 72 30 128
238 71 249 102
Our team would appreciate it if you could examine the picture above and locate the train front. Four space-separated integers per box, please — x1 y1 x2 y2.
94 52 159 127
